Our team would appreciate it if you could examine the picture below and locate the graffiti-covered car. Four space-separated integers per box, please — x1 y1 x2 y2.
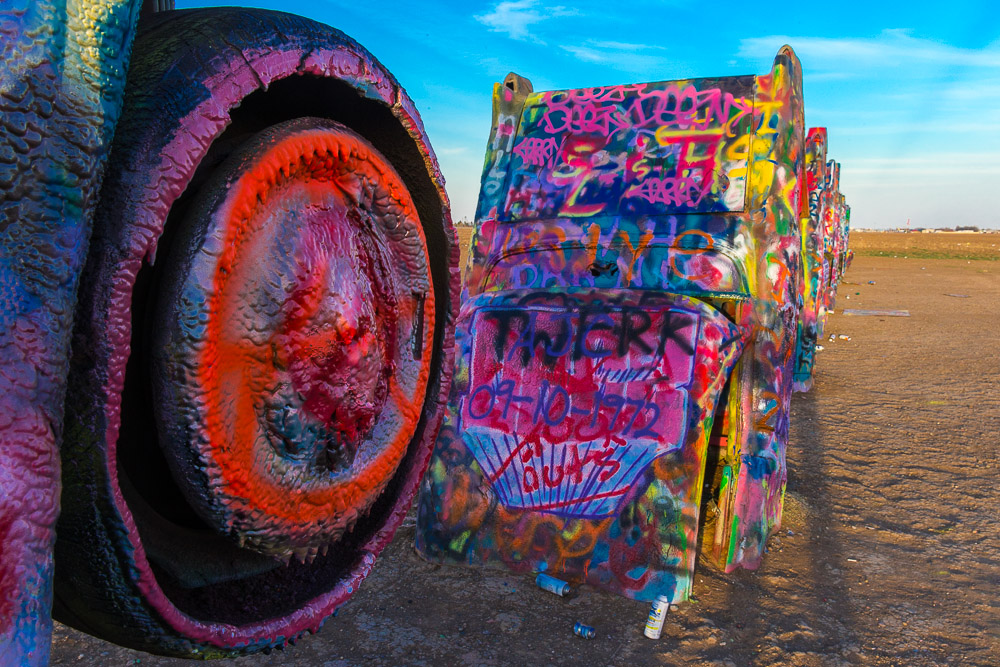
417 48 808 606
793 134 854 391
1 1 458 662
819 159 851 333
793 127 828 391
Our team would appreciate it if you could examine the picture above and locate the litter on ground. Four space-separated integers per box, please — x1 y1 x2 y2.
843 309 910 317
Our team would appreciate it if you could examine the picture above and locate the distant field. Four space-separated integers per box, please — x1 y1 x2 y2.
456 225 474 270
454 227 1000 265
849 231 999 260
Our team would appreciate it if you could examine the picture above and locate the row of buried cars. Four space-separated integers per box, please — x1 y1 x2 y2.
1 2 848 661
796 129 854 392
416 48 854 609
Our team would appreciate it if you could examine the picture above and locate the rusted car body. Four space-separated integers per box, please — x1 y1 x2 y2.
418 48 811 605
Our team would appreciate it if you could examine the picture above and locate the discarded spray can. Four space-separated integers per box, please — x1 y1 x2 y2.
573 622 596 639
643 595 671 639
535 573 570 596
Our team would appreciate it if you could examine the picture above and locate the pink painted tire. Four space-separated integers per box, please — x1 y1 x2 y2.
53 8 457 658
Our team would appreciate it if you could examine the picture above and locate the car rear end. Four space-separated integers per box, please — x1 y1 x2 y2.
418 49 806 603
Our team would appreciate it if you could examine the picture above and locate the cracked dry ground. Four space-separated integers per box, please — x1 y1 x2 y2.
52 253 999 666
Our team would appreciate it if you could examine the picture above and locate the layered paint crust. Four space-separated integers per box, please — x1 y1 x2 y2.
154 121 435 559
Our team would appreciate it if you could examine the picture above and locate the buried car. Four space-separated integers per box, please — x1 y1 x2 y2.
1 2 458 662
793 127 829 391
793 130 852 391
417 47 815 605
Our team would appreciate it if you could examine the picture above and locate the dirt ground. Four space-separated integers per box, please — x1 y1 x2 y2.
51 236 999 666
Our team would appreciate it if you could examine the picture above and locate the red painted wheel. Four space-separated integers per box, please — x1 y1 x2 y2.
54 8 457 658
153 118 434 560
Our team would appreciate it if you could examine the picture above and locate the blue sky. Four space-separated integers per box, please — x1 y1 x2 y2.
178 1 1000 229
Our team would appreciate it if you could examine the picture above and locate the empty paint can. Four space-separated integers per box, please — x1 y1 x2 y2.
535 573 570 596
573 622 596 639
643 595 671 639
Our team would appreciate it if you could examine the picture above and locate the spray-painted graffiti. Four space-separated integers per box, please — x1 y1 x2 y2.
793 128 828 391
711 50 806 574
815 159 851 334
418 290 742 601
501 78 754 221
1 4 458 661
0 2 144 663
484 111 518 197
417 46 840 605
793 130 852 392
466 295 710 516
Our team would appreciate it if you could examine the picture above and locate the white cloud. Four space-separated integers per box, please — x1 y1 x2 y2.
843 154 1000 178
805 71 855 82
588 40 665 52
835 122 1000 136
850 153 1000 166
740 30 1000 70
475 0 574 44
558 40 670 76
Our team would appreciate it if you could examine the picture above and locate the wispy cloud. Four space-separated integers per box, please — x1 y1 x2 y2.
805 71 855 82
475 0 574 44
880 78 1000 104
849 154 1000 175
558 40 670 76
836 122 1000 136
740 30 1000 69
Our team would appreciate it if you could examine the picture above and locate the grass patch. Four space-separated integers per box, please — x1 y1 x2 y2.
854 249 999 261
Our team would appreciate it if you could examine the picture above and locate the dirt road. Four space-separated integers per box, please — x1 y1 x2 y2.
51 250 999 666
